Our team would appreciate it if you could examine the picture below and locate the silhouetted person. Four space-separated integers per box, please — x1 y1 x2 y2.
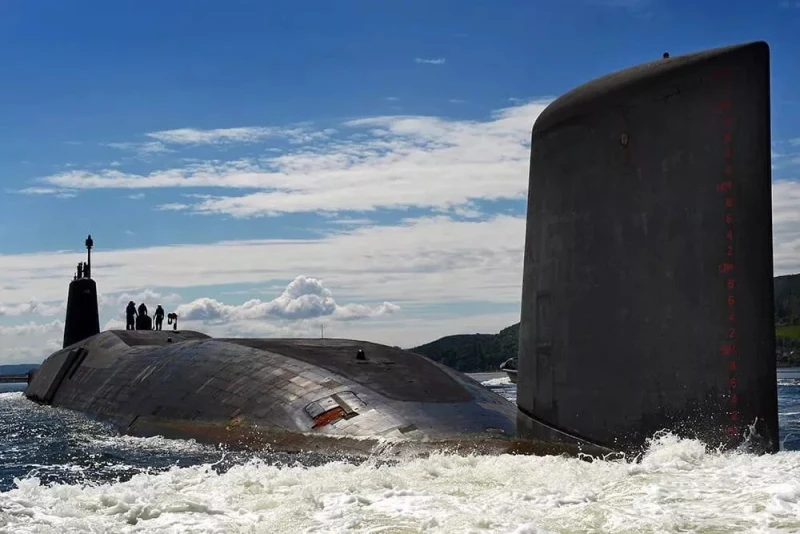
136 303 152 330
125 301 137 330
167 312 178 331
154 305 165 331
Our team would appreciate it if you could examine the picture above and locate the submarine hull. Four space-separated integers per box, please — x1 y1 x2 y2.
518 41 777 453
25 330 583 457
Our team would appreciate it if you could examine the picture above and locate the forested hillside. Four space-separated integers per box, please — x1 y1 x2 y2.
413 273 800 372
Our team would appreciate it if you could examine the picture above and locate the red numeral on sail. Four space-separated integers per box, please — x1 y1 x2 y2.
717 77 739 442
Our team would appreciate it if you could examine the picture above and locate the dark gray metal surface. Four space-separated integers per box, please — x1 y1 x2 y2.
517 41 778 453
25 330 518 454
224 338 472 403
113 329 211 346
62 278 99 348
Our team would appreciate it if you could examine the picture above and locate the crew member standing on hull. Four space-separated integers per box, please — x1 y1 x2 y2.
136 303 152 330
154 305 165 331
125 301 137 330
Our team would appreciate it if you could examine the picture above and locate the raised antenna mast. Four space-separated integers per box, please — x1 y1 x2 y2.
85 234 93 279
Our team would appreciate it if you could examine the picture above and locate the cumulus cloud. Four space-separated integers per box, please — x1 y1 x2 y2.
113 288 182 307
0 300 62 317
30 100 548 218
414 58 446 65
0 320 64 337
0 215 525 310
0 321 64 365
176 275 398 325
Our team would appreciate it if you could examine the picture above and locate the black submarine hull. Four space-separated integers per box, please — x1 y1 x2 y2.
24 329 610 458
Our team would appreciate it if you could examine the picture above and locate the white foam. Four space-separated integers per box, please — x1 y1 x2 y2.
481 377 512 387
2 434 800 533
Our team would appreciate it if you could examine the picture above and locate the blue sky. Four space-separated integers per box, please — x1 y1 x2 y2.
0 0 798 363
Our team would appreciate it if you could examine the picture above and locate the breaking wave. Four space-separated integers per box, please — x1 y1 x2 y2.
2 433 800 533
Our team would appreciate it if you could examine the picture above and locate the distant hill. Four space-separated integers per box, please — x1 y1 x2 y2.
410 323 519 373
411 273 800 373
775 273 800 365
775 273 800 326
0 363 39 375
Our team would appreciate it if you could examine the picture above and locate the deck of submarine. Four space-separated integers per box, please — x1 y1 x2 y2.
108 331 474 403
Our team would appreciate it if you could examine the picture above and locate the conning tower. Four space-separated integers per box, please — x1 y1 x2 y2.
63 234 100 348
517 41 778 453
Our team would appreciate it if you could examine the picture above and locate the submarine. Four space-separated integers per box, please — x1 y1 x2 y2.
24 237 535 458
22 40 780 458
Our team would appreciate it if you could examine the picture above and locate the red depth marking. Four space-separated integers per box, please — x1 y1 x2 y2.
715 70 739 440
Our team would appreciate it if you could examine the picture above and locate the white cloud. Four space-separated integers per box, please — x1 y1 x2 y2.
0 321 64 365
17 187 77 199
414 58 446 65
329 218 375 226
155 202 190 211
128 193 145 200
0 215 525 311
0 214 526 363
0 300 62 317
7 173 800 364
114 288 182 308
176 275 398 324
9 99 800 366
106 141 172 157
0 320 64 337
33 100 549 218
448 99 467 104
146 127 280 145
145 126 332 146
17 187 63 195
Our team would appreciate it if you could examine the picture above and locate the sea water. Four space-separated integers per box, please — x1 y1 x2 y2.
0 372 798 533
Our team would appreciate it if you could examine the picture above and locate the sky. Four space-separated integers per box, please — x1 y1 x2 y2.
0 0 798 365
